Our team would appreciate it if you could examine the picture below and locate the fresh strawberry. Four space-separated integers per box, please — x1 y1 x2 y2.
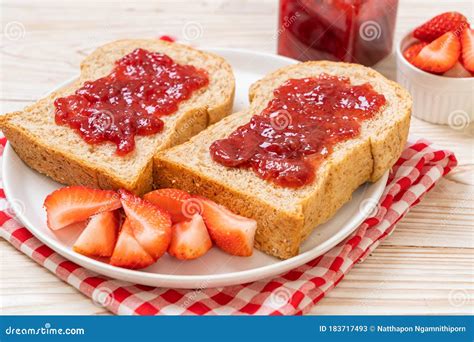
443 61 473 77
413 32 461 73
413 12 468 42
168 214 212 260
143 188 192 223
119 189 172 260
460 27 474 73
110 218 155 269
198 197 257 257
403 42 427 65
44 186 121 230
73 211 120 257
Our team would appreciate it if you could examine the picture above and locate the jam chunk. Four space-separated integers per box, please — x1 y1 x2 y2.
54 48 209 155
210 74 386 188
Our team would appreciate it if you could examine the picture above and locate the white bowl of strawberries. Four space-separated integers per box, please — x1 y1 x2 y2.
396 11 473 125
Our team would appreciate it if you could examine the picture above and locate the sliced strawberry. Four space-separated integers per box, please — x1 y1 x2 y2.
198 197 257 257
44 186 121 230
110 218 155 269
143 188 192 223
403 41 427 65
460 27 474 73
443 61 473 78
119 189 172 260
413 12 468 42
73 210 120 257
168 214 212 260
413 32 461 73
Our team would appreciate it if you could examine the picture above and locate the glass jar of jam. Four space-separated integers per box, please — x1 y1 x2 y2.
277 0 399 66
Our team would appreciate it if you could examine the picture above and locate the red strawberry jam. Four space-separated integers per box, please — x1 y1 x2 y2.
210 74 386 188
54 48 209 155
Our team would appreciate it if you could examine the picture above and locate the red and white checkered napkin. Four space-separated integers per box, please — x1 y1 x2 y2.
0 137 457 315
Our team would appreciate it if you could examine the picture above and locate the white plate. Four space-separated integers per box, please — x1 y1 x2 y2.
2 48 388 289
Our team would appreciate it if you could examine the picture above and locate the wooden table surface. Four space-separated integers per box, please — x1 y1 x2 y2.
0 0 473 315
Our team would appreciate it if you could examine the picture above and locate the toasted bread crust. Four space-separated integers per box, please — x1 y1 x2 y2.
0 40 235 195
155 61 412 259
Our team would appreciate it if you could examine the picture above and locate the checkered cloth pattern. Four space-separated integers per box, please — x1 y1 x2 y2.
0 137 457 315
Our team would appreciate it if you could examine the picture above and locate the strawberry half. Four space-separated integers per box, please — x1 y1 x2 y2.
413 31 461 73
403 42 427 65
198 197 257 257
413 12 468 42
73 210 120 257
119 189 172 260
110 218 155 269
168 214 212 260
44 186 121 230
460 27 474 73
143 188 192 223
443 61 473 78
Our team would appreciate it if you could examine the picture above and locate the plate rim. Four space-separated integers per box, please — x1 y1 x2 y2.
2 47 389 288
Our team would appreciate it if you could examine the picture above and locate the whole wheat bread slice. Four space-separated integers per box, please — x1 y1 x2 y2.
154 61 411 259
0 39 235 195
